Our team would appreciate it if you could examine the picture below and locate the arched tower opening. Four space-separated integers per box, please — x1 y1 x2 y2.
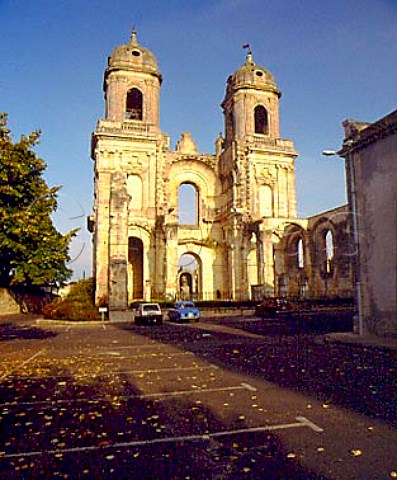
126 88 143 120
254 105 269 134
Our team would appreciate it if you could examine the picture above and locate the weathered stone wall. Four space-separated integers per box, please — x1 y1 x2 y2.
278 206 354 300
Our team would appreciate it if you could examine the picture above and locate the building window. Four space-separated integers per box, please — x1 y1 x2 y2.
254 105 269 134
297 238 304 269
325 230 334 274
126 88 143 120
178 183 198 225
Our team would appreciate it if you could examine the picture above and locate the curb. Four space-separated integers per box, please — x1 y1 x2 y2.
324 332 397 352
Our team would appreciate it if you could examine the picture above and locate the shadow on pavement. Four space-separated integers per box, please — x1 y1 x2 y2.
116 320 397 427
0 364 329 479
0 323 58 341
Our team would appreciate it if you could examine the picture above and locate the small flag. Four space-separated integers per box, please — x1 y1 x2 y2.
243 44 250 49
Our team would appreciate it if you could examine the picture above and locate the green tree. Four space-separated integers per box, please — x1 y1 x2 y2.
0 113 77 287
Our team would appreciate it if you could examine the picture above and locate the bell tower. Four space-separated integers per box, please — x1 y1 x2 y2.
220 48 298 299
221 49 281 144
91 29 166 309
104 29 162 126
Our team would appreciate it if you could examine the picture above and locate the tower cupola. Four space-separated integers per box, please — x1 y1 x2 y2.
226 51 280 98
103 29 162 125
106 29 161 80
222 50 281 141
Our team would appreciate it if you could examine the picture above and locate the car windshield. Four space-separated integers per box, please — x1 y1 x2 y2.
177 302 195 309
142 304 160 312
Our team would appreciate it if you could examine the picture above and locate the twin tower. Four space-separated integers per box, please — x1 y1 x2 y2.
90 30 298 308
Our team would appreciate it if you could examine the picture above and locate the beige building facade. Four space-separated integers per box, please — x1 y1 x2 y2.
90 31 353 309
339 111 397 336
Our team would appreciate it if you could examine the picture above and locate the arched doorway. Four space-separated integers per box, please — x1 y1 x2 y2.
178 253 201 301
128 237 144 300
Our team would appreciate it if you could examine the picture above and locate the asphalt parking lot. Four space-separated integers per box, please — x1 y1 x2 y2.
0 314 396 479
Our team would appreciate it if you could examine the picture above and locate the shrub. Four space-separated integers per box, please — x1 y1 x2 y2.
43 278 100 321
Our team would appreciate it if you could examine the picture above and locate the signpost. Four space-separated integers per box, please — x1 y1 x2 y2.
98 307 108 322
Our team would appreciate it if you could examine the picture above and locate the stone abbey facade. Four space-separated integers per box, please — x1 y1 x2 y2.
90 31 353 308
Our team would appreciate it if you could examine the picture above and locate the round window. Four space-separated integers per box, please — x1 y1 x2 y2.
131 50 141 57
256 71 264 77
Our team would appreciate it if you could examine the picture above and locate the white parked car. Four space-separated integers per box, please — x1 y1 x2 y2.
134 303 163 326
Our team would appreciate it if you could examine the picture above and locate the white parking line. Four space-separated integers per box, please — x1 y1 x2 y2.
100 344 173 351
0 349 45 381
75 365 219 377
0 382 257 408
97 351 194 358
0 417 323 459
240 382 257 392
6 364 220 381
138 382 257 399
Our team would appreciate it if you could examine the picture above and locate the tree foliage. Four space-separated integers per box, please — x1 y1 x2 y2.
0 113 77 287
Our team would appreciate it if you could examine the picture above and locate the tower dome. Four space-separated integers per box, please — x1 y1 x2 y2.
106 29 162 81
102 29 162 125
222 50 283 141
226 51 280 98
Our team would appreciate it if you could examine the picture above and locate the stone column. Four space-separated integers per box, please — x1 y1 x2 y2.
256 228 265 285
165 224 179 300
153 226 166 299
108 172 129 310
94 170 111 305
229 243 237 300
263 231 275 296
230 220 244 300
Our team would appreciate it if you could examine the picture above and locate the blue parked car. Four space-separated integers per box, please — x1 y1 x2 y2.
168 301 200 323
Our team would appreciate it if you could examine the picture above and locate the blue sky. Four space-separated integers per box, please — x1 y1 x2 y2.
1 0 396 280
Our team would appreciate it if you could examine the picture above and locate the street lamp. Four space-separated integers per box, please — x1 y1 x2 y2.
321 150 338 156
322 146 364 335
